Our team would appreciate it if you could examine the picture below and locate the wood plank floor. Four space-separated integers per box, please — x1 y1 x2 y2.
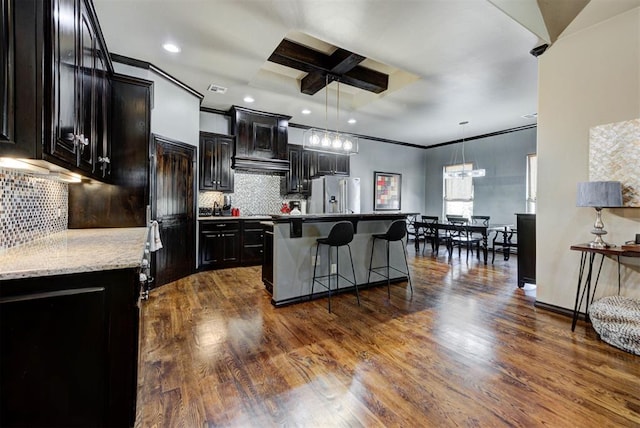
135 247 640 427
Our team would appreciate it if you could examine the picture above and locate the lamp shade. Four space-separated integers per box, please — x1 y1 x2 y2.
576 181 623 208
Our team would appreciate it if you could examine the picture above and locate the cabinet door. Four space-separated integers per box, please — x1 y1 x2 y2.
199 134 216 190
285 145 301 193
216 136 234 192
200 230 220 266
50 0 81 165
252 117 275 158
77 2 96 173
314 152 335 176
300 149 313 194
94 48 110 178
334 153 350 176
0 287 107 427
220 231 240 263
0 0 14 143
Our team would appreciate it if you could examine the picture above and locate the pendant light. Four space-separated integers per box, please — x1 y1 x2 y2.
303 75 358 155
443 121 486 178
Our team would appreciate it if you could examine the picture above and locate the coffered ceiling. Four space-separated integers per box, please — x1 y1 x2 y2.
92 0 637 147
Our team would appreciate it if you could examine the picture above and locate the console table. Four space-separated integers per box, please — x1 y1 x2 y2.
569 244 640 331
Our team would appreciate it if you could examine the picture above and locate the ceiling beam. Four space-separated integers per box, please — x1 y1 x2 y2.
268 39 388 95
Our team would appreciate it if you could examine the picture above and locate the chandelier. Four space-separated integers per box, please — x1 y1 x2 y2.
443 121 486 178
303 76 359 155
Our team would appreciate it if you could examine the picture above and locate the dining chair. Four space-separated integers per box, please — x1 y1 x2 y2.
447 217 482 261
492 227 517 263
419 216 449 255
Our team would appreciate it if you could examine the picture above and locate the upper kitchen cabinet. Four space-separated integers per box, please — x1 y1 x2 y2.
199 131 234 192
49 0 113 177
229 106 291 173
0 0 38 156
312 151 350 176
0 0 113 181
285 144 312 195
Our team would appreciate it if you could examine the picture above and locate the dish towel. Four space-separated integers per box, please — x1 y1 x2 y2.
149 220 163 252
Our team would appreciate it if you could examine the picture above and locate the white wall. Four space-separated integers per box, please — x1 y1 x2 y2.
537 7 640 310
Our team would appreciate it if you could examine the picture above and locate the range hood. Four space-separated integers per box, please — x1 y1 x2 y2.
229 106 291 174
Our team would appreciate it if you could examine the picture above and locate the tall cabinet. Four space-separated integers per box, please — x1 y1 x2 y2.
516 213 536 288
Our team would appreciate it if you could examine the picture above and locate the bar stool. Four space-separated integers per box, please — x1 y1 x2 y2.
310 221 360 313
367 219 413 298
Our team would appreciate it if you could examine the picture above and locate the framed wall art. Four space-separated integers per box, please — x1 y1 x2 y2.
374 171 402 211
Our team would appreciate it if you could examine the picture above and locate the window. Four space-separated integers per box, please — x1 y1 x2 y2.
526 154 537 213
443 163 474 219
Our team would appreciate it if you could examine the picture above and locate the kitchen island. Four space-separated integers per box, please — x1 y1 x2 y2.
0 227 147 427
263 213 415 306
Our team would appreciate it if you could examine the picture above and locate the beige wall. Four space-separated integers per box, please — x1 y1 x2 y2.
537 7 640 311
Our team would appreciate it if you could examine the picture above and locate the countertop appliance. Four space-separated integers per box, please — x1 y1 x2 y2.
222 195 232 216
308 176 361 214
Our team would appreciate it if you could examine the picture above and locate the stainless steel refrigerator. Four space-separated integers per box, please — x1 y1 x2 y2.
308 176 361 214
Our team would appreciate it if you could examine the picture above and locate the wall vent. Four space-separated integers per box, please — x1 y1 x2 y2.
207 84 227 94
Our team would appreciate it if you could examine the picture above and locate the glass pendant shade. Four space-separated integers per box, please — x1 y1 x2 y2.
443 121 484 179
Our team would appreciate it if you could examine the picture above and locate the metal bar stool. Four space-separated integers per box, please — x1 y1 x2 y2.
310 221 360 313
367 219 413 298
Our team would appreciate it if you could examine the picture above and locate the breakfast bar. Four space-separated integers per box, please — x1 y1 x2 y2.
263 213 415 306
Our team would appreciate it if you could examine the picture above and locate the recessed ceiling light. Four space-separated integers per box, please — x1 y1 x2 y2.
521 112 537 119
243 96 255 103
348 118 357 124
162 43 181 53
301 109 311 115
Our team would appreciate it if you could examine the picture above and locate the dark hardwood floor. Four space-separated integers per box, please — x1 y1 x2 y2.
135 246 640 427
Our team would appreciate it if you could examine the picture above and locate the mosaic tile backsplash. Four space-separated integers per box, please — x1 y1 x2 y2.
198 171 306 215
0 167 68 250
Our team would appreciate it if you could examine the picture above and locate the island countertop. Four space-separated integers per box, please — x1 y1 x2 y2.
0 227 149 280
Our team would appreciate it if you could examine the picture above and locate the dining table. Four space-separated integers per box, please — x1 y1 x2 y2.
414 221 514 264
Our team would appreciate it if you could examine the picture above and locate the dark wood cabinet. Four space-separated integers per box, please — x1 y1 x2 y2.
229 105 291 173
242 220 265 265
68 74 152 228
0 269 140 428
49 0 111 176
516 213 536 288
0 0 39 158
312 151 350 176
199 220 241 269
0 0 112 180
199 219 266 270
285 144 312 195
199 132 234 192
1 0 14 144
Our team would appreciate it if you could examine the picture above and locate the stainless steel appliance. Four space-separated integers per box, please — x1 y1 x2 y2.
309 176 361 214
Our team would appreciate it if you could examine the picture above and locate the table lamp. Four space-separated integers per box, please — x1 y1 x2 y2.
576 181 623 248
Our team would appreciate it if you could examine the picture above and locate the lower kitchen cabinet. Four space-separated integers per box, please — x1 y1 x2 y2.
199 219 267 270
199 220 241 269
242 220 265 265
0 268 140 428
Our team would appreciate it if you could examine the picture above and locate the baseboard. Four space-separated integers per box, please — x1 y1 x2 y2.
271 277 408 307
534 300 584 320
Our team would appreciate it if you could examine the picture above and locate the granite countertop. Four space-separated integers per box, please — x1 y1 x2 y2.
0 227 149 280
198 215 273 221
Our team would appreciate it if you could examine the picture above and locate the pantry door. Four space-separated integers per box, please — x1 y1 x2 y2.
151 134 196 287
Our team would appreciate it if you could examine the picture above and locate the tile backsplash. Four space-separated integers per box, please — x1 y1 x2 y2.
198 171 306 215
0 167 68 250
